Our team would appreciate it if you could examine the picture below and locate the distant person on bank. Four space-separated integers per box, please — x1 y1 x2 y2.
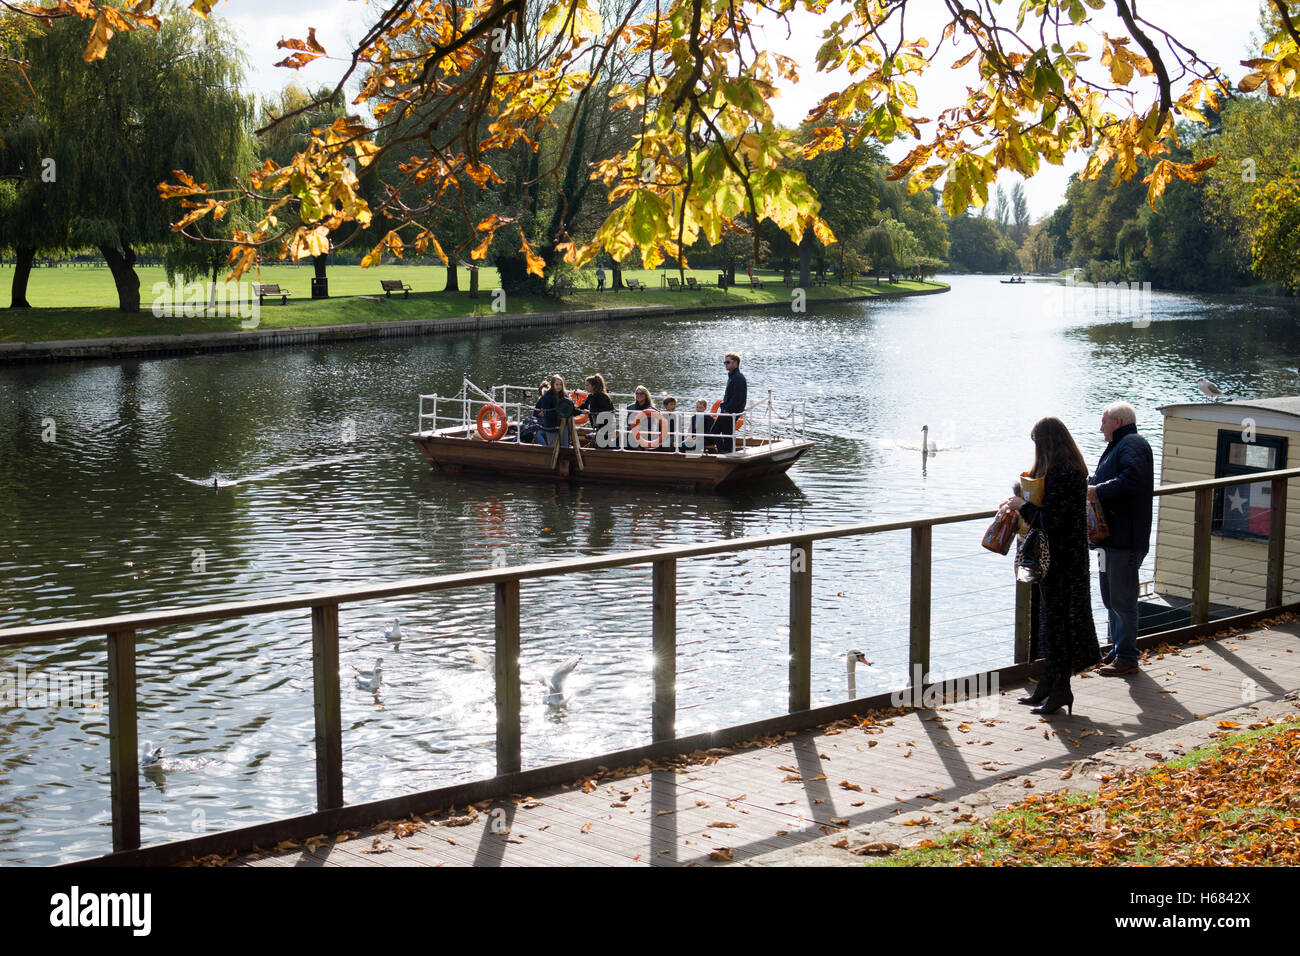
709 352 747 453
1089 402 1154 676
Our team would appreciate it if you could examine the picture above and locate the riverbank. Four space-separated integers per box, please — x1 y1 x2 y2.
0 278 948 364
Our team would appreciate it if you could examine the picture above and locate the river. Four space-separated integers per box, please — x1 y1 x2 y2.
1 275 1297 863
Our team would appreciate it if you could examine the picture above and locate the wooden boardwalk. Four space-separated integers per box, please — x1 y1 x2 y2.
234 620 1300 867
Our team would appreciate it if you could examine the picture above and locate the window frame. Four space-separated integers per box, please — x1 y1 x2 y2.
1210 428 1288 542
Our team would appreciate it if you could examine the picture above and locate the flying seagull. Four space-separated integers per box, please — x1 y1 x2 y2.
544 656 582 708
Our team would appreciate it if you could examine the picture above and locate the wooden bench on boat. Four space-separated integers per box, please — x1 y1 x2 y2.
252 283 292 305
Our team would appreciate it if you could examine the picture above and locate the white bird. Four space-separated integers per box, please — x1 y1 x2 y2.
141 741 164 766
354 658 383 692
384 619 402 641
921 425 938 454
543 656 582 708
1197 377 1225 401
846 648 871 699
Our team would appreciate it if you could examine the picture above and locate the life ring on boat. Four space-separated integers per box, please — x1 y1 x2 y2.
711 399 744 429
629 408 667 449
476 403 507 441
570 390 589 425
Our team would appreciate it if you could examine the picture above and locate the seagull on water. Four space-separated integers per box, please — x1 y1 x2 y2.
544 656 582 708
466 646 495 673
141 741 164 766
354 658 383 692
1197 377 1226 401
384 619 402 641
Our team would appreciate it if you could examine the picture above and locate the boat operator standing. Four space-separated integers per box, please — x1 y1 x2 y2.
710 352 747 453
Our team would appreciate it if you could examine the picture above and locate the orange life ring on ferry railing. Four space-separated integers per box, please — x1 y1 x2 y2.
476 403 507 441
570 390 589 425
711 399 744 429
629 408 667 449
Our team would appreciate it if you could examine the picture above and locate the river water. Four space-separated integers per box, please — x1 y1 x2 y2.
2 275 1297 863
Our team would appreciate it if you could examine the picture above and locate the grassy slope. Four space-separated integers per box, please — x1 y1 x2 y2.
0 264 945 343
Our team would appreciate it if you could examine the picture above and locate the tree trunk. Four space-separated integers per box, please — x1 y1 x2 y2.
100 244 141 313
611 261 623 291
444 261 459 292
9 246 35 309
798 231 813 288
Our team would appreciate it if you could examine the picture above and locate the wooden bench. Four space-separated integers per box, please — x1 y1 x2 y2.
666 277 683 291
380 278 412 298
625 278 644 291
252 283 292 305
686 277 699 290
748 275 764 289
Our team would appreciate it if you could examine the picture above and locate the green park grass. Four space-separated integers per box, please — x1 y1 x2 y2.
0 263 945 344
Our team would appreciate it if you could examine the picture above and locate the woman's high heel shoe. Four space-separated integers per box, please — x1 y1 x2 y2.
1031 687 1074 716
1017 681 1051 705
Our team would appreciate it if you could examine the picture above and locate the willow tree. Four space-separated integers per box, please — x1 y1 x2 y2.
20 1 1300 283
20 6 251 312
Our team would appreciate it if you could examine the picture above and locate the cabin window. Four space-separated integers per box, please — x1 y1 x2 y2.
1212 429 1288 541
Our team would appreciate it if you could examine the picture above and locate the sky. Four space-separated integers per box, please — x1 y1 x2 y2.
212 0 1264 222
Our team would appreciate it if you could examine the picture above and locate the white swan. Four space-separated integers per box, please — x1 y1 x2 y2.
384 618 402 641
544 656 582 708
846 648 871 699
141 741 164 766
921 425 938 454
354 658 383 692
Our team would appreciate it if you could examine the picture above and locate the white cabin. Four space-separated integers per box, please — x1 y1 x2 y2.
1154 397 1298 613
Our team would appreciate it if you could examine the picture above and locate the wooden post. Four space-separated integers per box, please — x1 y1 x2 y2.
652 559 676 742
1191 487 1212 625
495 579 522 775
910 526 932 688
107 628 140 852
1013 579 1032 663
1267 477 1288 608
789 542 811 712
311 603 343 811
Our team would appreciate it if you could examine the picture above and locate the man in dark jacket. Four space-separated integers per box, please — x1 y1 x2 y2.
1088 402 1154 676
710 351 747 453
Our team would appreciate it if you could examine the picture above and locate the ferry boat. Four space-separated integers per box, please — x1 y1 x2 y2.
411 379 812 492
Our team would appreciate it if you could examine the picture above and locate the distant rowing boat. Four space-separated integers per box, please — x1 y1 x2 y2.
411 379 812 492
1001 276 1026 284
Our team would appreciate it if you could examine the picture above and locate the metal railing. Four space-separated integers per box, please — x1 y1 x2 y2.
0 466 1295 859
416 377 807 452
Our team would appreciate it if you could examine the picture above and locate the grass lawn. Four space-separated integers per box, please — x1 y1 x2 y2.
0 263 946 344
870 717 1300 866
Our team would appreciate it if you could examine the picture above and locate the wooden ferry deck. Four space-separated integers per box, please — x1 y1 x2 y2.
232 618 1300 868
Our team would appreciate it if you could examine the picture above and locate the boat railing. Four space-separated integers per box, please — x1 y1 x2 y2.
419 381 807 453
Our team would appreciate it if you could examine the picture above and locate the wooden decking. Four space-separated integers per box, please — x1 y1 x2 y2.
233 620 1300 867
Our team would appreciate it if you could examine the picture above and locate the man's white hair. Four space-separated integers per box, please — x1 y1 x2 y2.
1103 402 1137 426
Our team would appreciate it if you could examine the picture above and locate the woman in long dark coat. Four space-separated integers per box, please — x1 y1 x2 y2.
1006 417 1101 716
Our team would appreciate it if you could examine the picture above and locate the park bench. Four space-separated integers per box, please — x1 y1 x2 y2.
252 283 292 305
666 277 683 291
748 274 764 289
686 277 699 290
380 278 412 298
625 277 644 291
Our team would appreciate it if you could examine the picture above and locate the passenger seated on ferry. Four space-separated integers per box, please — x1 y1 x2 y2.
661 396 680 451
681 398 714 453
577 374 617 449
535 374 570 448
625 386 654 447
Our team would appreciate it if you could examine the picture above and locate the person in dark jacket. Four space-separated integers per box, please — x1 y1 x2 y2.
577 374 617 448
709 351 747 453
534 374 570 448
1005 417 1101 716
1088 402 1154 676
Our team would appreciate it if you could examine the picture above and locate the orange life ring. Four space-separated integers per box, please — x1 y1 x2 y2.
476 403 507 441
711 399 744 429
570 390 589 425
629 408 667 449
